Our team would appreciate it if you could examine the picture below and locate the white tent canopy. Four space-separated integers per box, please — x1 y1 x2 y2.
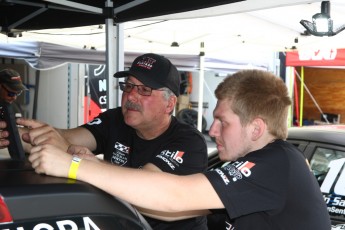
0 41 106 70
5 0 344 57
6 0 339 131
0 40 271 132
0 41 269 72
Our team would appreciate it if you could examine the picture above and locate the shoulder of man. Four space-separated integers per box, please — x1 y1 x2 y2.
171 116 205 137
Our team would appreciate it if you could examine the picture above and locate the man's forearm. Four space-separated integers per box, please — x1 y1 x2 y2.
137 207 210 221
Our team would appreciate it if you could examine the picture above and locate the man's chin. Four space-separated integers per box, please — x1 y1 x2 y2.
124 116 140 127
218 151 234 162
217 151 226 161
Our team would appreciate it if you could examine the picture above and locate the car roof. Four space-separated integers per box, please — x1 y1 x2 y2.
288 125 345 146
0 160 148 226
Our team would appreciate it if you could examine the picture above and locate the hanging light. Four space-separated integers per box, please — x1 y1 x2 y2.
300 1 345 36
170 41 179 47
199 42 205 56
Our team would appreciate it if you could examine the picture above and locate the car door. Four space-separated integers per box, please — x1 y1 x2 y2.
302 142 345 228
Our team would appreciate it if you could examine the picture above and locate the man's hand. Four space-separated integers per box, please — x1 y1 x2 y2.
29 144 100 178
17 118 71 152
0 120 10 149
29 144 72 178
67 145 100 162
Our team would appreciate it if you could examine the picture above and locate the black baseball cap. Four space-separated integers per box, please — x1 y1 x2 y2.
0 68 28 91
114 53 180 96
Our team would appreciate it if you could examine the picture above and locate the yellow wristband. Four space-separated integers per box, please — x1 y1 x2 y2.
68 155 82 179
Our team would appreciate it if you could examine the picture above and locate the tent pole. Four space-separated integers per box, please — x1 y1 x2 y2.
115 23 124 108
32 70 40 119
293 69 300 126
286 66 295 128
105 0 115 109
197 42 205 132
299 67 304 126
105 0 123 109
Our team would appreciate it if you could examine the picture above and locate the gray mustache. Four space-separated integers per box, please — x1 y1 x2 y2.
124 101 141 111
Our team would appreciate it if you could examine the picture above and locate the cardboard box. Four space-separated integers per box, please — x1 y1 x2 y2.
177 95 190 112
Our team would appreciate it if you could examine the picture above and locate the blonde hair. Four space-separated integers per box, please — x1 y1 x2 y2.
215 69 292 139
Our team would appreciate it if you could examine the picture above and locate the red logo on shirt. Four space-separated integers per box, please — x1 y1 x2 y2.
236 161 255 177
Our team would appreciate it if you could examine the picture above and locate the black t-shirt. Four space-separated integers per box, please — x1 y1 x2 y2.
204 140 331 230
82 107 208 229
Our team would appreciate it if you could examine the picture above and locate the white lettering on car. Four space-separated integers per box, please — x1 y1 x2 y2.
4 217 100 230
321 158 345 195
33 223 54 230
56 220 78 230
332 223 345 230
83 216 100 230
332 197 345 207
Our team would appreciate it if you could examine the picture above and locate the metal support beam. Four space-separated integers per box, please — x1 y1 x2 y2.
197 42 205 132
104 0 125 109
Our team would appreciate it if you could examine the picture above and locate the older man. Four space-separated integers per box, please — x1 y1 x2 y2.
10 53 208 229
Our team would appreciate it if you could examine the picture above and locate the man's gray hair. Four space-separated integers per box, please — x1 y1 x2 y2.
161 87 176 100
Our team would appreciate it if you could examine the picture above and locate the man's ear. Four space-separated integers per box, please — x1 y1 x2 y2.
167 96 177 114
251 118 266 141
